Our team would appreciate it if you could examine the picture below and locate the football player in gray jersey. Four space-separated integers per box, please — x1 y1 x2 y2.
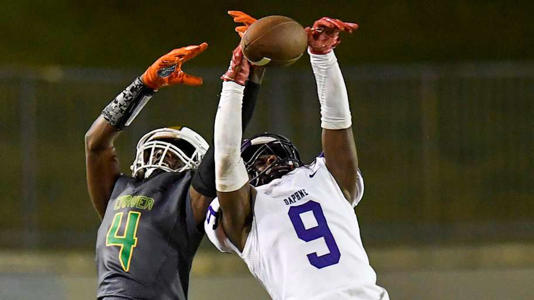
85 41 264 299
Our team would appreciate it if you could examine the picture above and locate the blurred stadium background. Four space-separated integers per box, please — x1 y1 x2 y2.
1 1 533 299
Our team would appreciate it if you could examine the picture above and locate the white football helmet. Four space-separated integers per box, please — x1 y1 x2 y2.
130 126 209 179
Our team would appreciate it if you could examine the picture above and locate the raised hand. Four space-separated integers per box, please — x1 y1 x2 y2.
305 17 358 54
221 45 251 86
142 42 208 89
228 10 257 38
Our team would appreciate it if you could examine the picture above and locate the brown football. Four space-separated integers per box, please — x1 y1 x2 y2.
241 15 308 67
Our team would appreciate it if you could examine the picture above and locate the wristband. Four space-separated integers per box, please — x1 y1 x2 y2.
102 77 155 129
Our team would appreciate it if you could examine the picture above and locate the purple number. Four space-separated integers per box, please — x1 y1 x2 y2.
206 206 217 224
206 205 219 230
288 200 340 269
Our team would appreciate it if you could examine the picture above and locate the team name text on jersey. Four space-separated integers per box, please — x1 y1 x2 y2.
113 195 155 211
283 189 309 205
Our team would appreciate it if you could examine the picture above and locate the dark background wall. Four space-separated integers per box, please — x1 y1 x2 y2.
1 1 533 249
1 3 533 300
3 0 533 68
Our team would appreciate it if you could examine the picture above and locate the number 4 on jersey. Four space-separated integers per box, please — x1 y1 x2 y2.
106 211 141 272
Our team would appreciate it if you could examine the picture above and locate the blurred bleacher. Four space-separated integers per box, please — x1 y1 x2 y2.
1 63 533 249
1 63 533 299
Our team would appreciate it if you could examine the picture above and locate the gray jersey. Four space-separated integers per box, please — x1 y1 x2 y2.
96 170 203 300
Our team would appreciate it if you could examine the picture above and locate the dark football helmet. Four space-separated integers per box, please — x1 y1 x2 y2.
241 133 303 186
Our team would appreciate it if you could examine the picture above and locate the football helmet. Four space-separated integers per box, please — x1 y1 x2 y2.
241 133 302 186
131 126 209 179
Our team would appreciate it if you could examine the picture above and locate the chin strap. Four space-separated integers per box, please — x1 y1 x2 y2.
251 158 296 186
102 77 155 129
143 168 157 179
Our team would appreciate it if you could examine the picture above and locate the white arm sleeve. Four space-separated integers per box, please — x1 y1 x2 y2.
309 49 352 129
214 81 250 192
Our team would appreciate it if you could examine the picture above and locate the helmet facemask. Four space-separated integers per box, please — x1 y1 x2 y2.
131 127 208 179
241 134 302 186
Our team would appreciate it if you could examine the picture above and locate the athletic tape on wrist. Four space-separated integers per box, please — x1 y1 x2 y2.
102 77 155 129
214 81 250 192
309 49 352 130
216 158 249 192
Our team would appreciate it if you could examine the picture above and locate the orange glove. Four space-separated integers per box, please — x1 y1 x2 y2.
305 17 358 54
141 42 208 89
228 10 257 37
221 45 250 86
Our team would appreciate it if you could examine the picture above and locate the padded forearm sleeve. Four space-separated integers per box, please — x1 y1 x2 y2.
309 50 352 129
101 77 155 129
242 81 260 127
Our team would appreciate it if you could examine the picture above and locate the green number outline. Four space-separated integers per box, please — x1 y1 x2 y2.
105 211 141 272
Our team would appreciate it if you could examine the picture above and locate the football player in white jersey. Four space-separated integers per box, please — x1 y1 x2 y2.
205 12 389 300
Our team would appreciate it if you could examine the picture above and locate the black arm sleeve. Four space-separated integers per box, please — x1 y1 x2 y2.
191 80 261 197
241 81 261 127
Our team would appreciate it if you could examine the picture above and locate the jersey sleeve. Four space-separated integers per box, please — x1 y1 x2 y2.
353 169 365 207
204 198 239 253
315 156 365 207
109 174 134 199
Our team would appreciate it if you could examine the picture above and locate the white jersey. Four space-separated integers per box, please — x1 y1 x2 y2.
205 157 388 300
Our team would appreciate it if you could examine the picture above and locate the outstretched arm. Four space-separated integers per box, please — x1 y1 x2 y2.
190 63 264 226
306 17 361 204
85 116 122 219
85 43 208 219
214 45 256 251
189 11 263 227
